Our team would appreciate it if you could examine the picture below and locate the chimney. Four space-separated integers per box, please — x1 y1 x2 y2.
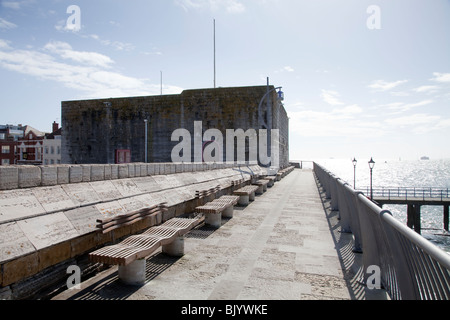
52 121 59 133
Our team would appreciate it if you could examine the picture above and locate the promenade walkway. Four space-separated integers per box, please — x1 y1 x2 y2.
53 169 388 300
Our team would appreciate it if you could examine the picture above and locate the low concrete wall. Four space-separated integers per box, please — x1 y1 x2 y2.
0 162 243 191
0 162 265 299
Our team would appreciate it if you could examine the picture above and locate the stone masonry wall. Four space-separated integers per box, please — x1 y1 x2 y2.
0 162 265 299
61 86 289 167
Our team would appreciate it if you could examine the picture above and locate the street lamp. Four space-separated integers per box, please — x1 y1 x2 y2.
144 119 148 163
368 157 375 200
257 82 283 168
277 88 284 101
352 158 357 189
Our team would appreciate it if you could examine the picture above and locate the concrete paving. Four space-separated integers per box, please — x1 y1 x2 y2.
53 169 388 301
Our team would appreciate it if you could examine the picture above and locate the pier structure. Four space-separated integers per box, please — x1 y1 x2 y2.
358 187 450 234
1 161 450 300
314 163 450 300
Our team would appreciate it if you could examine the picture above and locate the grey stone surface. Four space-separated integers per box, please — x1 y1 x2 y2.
88 181 121 202
90 165 105 181
18 166 41 188
16 212 79 250
0 222 36 262
54 169 387 301
40 166 57 186
64 205 104 235
0 189 46 223
69 165 83 183
56 165 70 184
31 186 78 213
0 166 18 190
62 183 101 207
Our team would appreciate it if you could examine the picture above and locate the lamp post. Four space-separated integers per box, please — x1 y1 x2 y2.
368 157 375 200
144 119 148 163
257 82 284 167
352 158 357 189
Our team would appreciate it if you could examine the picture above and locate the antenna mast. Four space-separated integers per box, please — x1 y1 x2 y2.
214 19 216 88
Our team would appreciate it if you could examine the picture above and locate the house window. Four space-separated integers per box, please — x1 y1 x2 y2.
45 147 49 154
2 145 10 154
57 146 61 154
51 146 54 154
1 159 10 165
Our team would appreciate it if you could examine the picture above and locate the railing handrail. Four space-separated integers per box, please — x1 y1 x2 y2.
356 186 450 200
313 162 450 300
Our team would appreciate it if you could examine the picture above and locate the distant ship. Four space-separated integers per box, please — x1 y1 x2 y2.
420 156 430 160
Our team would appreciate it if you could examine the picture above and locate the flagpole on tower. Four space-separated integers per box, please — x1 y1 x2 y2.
213 18 216 88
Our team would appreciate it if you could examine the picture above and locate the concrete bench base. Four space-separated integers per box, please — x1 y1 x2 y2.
205 212 222 228
238 194 250 206
222 205 234 218
118 259 146 286
162 236 185 257
255 185 264 195
117 235 185 286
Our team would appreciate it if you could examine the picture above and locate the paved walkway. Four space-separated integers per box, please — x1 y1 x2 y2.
53 169 388 300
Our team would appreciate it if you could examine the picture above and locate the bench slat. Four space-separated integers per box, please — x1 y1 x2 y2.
233 185 259 195
89 216 203 266
95 203 167 234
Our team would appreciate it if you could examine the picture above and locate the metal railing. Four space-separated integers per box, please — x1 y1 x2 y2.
314 162 450 300
357 187 450 201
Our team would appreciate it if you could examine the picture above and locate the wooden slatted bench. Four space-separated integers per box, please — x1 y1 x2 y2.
89 203 204 285
195 195 240 228
253 179 270 194
93 203 166 236
262 176 276 187
233 185 260 206
195 185 221 199
276 172 283 181
232 178 245 190
195 185 221 206
278 166 295 179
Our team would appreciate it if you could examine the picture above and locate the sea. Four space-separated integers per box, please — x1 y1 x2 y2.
296 158 450 254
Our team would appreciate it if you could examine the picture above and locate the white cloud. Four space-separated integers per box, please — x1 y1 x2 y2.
368 79 408 91
0 40 182 98
175 0 245 13
414 85 440 93
0 39 11 49
431 72 450 83
99 39 135 52
54 22 136 52
275 66 294 73
289 109 382 138
0 18 17 29
383 100 434 113
44 41 115 69
332 104 363 116
225 0 245 13
384 113 446 134
321 90 344 106
1 1 21 9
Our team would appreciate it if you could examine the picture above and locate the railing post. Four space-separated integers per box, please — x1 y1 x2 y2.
444 205 449 232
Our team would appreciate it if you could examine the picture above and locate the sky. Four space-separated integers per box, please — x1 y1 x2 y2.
0 0 449 162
